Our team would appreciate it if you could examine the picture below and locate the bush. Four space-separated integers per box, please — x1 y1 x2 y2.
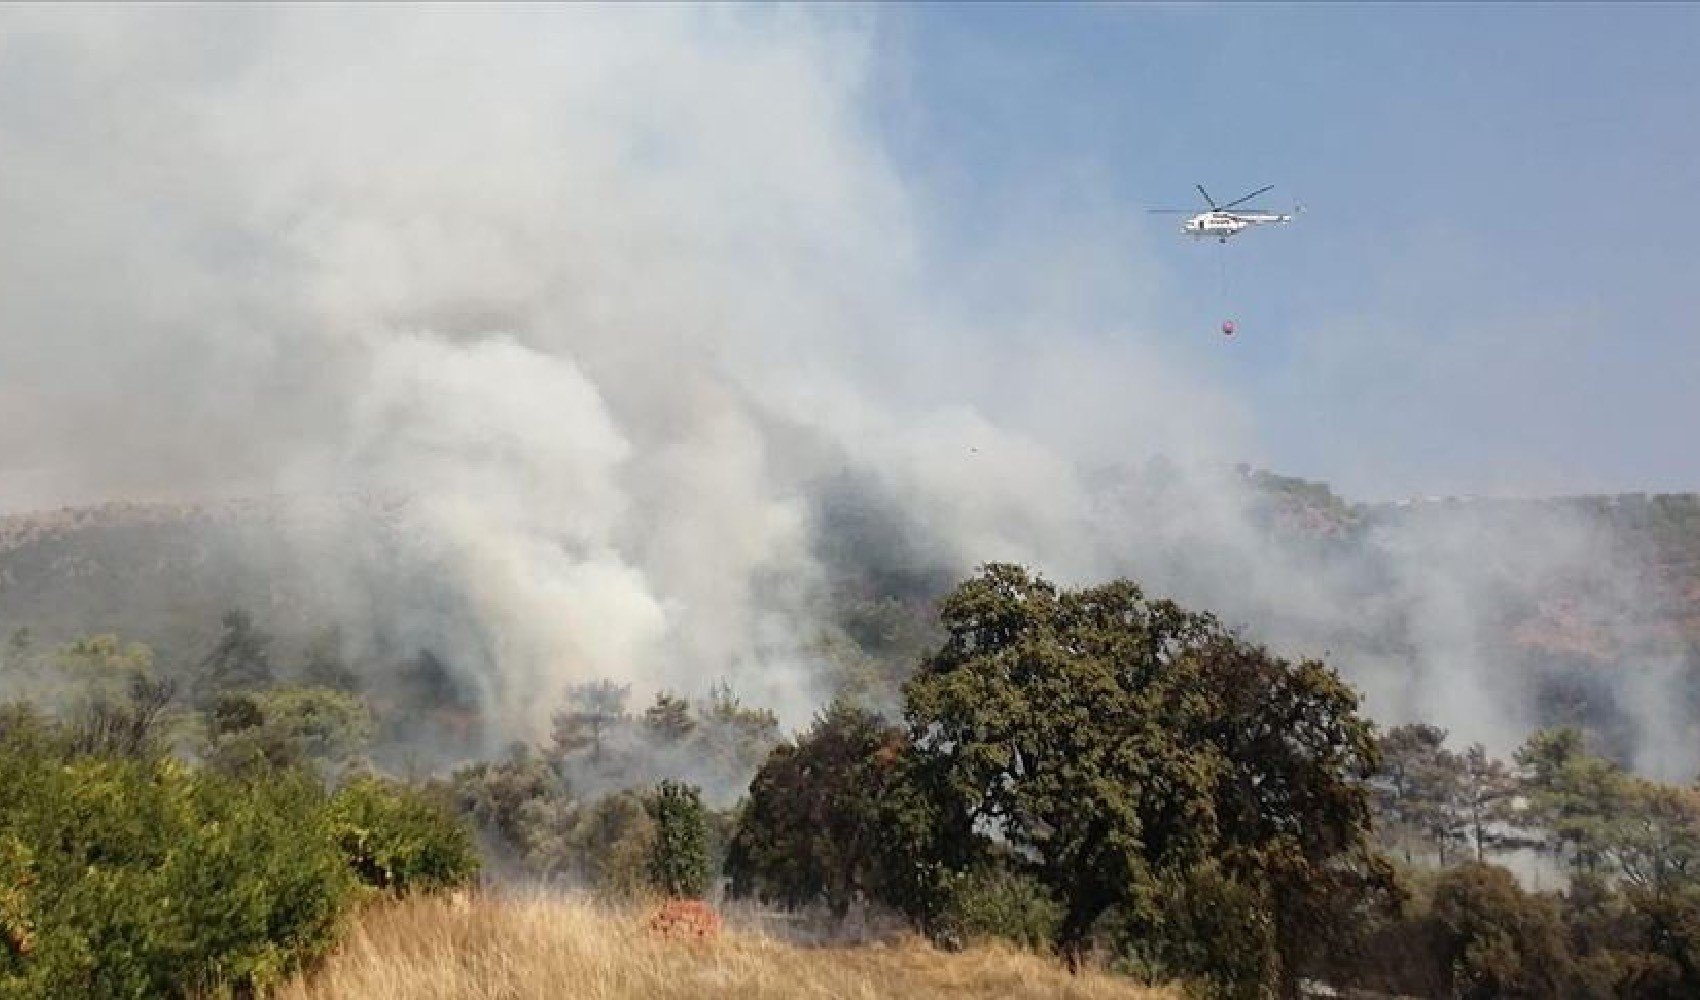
327 776 480 894
203 686 374 778
1106 863 1280 1000
0 714 476 998
648 780 710 899
944 865 1062 952
571 790 658 899
1429 862 1577 1000
0 740 357 999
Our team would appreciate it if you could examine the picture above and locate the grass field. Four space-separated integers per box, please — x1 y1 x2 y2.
272 892 1178 1000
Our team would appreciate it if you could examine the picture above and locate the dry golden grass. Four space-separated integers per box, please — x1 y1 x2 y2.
271 892 1178 1000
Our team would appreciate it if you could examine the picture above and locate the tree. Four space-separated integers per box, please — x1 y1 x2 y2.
1374 723 1466 864
1428 863 1578 999
299 626 360 692
1516 727 1634 873
550 680 629 763
568 790 656 898
1459 743 1521 863
201 686 373 777
326 777 479 893
647 780 709 899
1610 780 1700 898
65 673 177 760
696 679 780 775
726 699 905 917
451 744 566 857
192 610 273 707
900 564 1390 987
254 686 373 763
641 692 695 746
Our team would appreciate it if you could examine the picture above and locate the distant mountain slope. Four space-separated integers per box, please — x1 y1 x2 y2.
3 477 1698 770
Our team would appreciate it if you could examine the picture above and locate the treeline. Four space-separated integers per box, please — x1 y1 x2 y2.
1352 725 1700 998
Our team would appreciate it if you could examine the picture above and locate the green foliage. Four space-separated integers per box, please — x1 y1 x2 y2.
642 692 696 745
51 634 155 696
942 864 1063 953
1374 723 1466 863
0 736 357 999
1429 862 1577 999
0 702 471 999
64 672 179 760
1512 725 1700 891
326 776 479 893
201 685 373 777
1108 862 1280 1000
1611 781 1700 895
1458 743 1521 862
252 685 374 762
899 563 1390 988
1516 726 1627 869
1373 725 1522 866
452 679 776 891
696 680 781 774
569 790 658 898
648 780 710 899
451 744 566 854
726 699 905 916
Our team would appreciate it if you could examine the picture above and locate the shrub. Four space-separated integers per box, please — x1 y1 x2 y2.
571 790 659 899
0 742 357 999
1106 863 1280 1000
1429 862 1577 1000
327 776 480 894
203 686 374 778
944 865 1062 952
0 718 475 998
648 780 710 899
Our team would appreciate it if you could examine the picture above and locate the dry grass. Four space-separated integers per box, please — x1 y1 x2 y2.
271 892 1178 1000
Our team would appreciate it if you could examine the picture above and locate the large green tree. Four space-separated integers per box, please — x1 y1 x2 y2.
900 564 1391 988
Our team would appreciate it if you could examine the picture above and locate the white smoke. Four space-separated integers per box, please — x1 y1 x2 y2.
0 7 1688 767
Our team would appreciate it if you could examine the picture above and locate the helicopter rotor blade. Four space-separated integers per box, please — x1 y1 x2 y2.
1194 184 1218 209
1146 209 1194 214
1221 184 1275 209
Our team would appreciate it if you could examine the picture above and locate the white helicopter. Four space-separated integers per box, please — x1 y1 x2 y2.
1149 184 1298 243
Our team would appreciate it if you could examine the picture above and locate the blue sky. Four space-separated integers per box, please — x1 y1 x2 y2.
868 4 1699 499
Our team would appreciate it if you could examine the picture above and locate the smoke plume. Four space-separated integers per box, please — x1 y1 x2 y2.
0 7 1690 772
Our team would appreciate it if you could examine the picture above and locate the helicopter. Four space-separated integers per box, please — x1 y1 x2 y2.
1149 184 1298 243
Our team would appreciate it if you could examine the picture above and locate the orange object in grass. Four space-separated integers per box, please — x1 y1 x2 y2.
647 898 722 941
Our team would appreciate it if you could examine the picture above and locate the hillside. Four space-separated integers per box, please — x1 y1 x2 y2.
4 475 1699 771
272 893 1177 1000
